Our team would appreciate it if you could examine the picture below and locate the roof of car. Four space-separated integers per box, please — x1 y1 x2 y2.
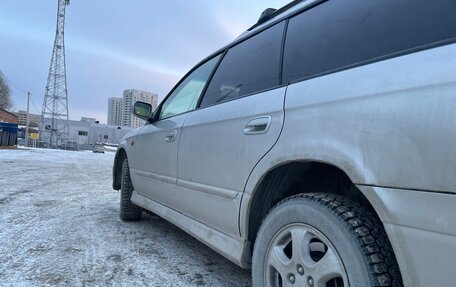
237 0 319 40
247 0 305 31
202 0 320 62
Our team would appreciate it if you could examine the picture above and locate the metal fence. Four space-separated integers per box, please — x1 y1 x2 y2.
0 122 18 147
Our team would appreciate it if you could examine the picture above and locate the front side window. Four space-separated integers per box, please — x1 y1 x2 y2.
159 55 221 120
200 21 285 108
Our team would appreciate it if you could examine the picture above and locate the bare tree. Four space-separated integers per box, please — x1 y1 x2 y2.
0 74 13 111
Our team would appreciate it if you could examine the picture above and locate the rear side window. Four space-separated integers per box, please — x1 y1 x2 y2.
283 0 456 83
200 22 285 108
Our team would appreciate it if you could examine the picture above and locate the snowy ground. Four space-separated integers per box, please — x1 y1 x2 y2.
0 148 251 286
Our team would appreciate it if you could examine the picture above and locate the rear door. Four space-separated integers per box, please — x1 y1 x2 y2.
176 22 287 237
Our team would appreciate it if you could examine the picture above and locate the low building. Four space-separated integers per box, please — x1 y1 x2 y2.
0 108 18 124
40 117 135 150
80 117 96 123
0 108 18 147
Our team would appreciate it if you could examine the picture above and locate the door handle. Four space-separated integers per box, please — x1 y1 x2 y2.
165 130 177 142
244 116 272 135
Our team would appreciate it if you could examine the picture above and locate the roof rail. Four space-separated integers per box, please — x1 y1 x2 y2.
248 0 304 31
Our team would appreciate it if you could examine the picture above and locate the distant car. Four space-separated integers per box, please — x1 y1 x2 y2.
112 1 456 286
92 143 104 153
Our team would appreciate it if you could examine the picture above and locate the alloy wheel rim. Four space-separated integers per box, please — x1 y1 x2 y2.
264 223 348 287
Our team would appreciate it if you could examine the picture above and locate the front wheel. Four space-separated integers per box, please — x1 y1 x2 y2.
252 193 402 287
120 158 142 221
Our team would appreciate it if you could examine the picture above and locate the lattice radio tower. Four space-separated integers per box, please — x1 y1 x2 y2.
40 0 70 148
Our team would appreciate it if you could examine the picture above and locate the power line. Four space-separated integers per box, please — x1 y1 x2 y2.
0 70 28 95
0 70 40 114
30 96 40 114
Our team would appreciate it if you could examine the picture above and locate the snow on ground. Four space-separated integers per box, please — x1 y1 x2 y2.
0 148 251 286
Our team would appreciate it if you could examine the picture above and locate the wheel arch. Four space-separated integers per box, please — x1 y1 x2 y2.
241 160 394 262
112 147 127 190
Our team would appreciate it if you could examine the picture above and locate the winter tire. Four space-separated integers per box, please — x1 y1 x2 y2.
120 158 142 221
252 193 403 287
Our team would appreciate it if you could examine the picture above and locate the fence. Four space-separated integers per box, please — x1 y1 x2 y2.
0 122 18 147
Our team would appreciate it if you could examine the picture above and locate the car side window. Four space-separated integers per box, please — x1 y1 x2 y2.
159 55 221 120
199 21 285 108
283 0 456 83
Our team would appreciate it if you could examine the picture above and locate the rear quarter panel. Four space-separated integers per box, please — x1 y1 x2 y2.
241 43 456 287
244 43 456 197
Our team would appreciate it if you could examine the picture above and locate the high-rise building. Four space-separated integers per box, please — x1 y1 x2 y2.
15 110 41 127
107 97 122 126
121 89 158 128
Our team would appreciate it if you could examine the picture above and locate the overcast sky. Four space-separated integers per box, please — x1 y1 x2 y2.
0 0 290 123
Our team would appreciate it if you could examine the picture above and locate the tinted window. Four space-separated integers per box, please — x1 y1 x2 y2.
159 55 221 120
283 0 456 83
200 22 285 108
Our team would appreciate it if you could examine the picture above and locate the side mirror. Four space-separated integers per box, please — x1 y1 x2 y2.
132 101 153 122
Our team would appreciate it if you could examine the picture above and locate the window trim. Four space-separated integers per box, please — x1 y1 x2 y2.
152 0 456 120
197 0 328 68
151 0 326 121
194 83 289 111
281 1 456 85
153 53 225 122
195 50 228 109
197 20 288 109
278 19 289 86
283 38 456 86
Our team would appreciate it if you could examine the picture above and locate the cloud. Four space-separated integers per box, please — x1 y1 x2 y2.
0 1 293 122
67 36 184 78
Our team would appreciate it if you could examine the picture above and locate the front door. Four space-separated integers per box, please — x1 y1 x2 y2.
132 115 186 207
132 54 222 209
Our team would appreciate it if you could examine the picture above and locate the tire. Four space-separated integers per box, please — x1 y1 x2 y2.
252 193 403 287
120 158 142 221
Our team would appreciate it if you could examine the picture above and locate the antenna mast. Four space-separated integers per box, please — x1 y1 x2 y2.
40 0 70 148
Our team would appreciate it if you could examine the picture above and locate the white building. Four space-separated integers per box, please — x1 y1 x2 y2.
80 117 96 123
121 89 158 128
107 97 122 126
40 117 134 150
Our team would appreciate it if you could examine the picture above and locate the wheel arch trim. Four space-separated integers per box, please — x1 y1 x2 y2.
239 150 375 240
112 146 128 190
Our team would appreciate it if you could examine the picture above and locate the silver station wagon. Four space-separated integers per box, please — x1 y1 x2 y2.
113 0 456 286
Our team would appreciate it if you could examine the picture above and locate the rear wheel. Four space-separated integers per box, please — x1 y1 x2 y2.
252 193 403 287
120 158 142 221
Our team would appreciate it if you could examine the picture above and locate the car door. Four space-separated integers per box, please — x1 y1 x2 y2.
177 22 286 237
132 55 221 209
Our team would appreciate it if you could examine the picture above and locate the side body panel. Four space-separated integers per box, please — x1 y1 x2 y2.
177 87 286 237
130 190 251 268
131 114 187 209
241 44 456 285
358 186 456 287
243 43 456 201
113 128 140 190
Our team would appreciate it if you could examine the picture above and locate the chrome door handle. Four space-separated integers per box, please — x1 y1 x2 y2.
165 130 177 142
244 116 272 135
